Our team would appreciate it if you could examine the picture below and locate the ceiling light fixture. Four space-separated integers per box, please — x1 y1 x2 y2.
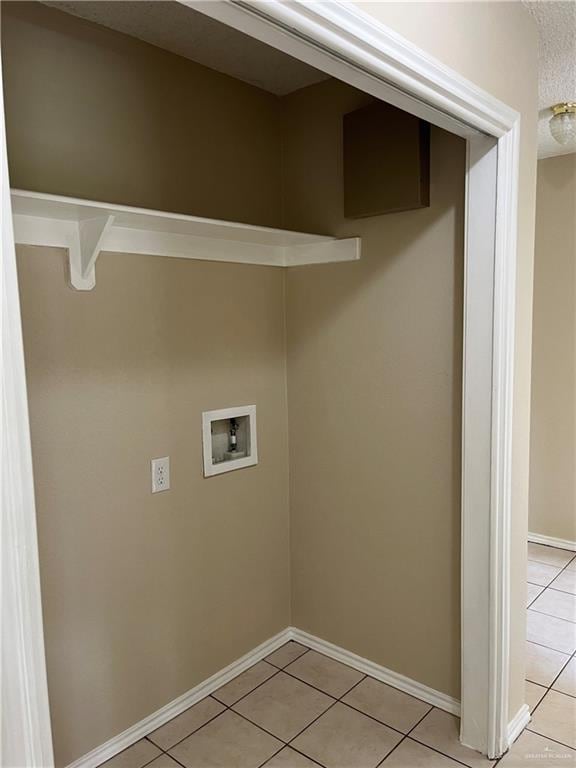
549 103 576 146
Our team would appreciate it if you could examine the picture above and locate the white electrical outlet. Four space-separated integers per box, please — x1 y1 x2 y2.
151 456 170 493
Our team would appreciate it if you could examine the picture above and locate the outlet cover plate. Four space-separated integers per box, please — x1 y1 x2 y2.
151 456 170 493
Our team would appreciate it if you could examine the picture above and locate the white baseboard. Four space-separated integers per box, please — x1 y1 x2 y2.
289 627 460 716
66 628 292 768
67 626 461 768
528 532 576 552
507 704 530 746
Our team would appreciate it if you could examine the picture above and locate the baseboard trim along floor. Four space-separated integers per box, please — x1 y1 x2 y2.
506 704 531 746
65 629 291 768
528 532 576 552
289 627 460 716
69 626 532 768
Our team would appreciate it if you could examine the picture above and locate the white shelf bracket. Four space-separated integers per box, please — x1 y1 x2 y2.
69 214 115 290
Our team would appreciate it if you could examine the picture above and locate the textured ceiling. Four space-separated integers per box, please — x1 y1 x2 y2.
523 1 576 158
43 1 330 96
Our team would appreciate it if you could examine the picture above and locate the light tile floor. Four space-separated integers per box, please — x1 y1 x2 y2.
98 544 576 768
513 542 576 765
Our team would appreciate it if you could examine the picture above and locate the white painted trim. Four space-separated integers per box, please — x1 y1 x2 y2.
66 627 460 768
11 189 360 289
459 135 498 755
72 214 115 289
65 629 292 768
187 0 516 137
290 628 460 716
1 74 54 767
202 405 258 477
528 533 576 552
487 121 521 759
506 704 530 746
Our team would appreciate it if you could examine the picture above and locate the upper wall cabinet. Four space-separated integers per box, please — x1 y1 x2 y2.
11 190 361 291
343 102 430 218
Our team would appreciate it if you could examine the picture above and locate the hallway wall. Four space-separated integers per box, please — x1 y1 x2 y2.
530 154 576 544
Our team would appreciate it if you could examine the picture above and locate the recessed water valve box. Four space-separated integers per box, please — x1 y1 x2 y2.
202 405 258 477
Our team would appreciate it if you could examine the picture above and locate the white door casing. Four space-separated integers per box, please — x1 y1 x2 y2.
1 69 55 768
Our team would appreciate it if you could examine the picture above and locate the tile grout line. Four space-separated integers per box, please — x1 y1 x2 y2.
529 606 576 624
527 604 576 626
379 709 475 768
524 726 576 753
526 587 545 609
101 738 169 768
248 669 373 768
532 549 576 589
145 698 228 754
542 644 576 700
525 634 576 654
523 547 576 758
212 661 283 708
372 710 427 768
527 582 576 596
527 547 576 594
284 674 369 746
264 644 310 671
374 706 431 768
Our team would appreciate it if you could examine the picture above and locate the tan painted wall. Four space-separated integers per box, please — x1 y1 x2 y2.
282 80 465 698
1 2 282 227
4 5 289 766
17 248 290 767
529 154 576 543
353 1 539 719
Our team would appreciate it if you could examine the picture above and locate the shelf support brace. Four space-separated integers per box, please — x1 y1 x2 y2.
69 215 115 290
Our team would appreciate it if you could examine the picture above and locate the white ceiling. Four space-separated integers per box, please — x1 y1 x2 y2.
523 1 576 158
43 1 330 96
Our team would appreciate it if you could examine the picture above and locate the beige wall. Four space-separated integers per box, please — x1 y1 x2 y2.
353 2 539 720
282 79 465 698
17 248 290 767
1 2 282 227
529 154 576 543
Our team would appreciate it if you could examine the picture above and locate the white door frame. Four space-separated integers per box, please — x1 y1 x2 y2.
1 0 523 762
1 74 54 767
182 0 522 758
